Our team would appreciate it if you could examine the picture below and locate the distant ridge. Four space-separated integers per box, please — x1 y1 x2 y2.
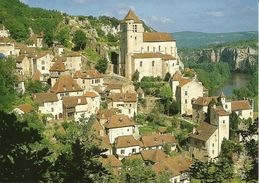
172 31 258 48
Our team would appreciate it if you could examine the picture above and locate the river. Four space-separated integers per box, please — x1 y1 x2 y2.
211 73 251 96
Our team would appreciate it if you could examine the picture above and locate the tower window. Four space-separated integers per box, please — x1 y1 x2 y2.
159 46 161 51
223 120 225 124
140 61 143 67
133 24 137 32
147 46 149 52
185 99 187 104
153 47 155 52
135 36 137 40
152 61 155 67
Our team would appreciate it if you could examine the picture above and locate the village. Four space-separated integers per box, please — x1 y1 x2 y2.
0 9 256 183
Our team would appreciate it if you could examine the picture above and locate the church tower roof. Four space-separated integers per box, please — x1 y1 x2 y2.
219 91 225 98
122 9 142 23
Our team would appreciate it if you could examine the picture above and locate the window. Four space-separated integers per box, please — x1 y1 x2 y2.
185 99 187 104
132 148 136 153
140 61 143 67
225 104 228 109
223 120 225 124
152 61 155 67
127 128 129 132
185 91 188 96
153 47 155 52
172 63 175 67
82 80 85 84
147 46 149 52
133 24 137 32
158 46 161 51
212 150 214 154
51 108 54 112
212 143 214 147
121 149 125 154
165 47 167 53
41 60 45 65
42 66 45 70
135 36 137 40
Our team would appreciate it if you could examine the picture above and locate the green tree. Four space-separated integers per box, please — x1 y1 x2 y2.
95 58 108 74
0 111 51 182
44 31 54 47
73 30 87 50
26 80 50 94
56 27 70 47
132 70 140 82
158 84 172 115
121 159 156 183
164 72 171 82
0 58 17 111
229 112 240 140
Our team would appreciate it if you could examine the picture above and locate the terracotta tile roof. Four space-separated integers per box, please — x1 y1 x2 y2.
97 108 119 119
32 51 49 59
52 56 66 62
50 61 66 72
51 75 82 93
63 96 87 108
33 93 58 105
231 100 252 111
100 155 122 167
105 83 123 91
143 32 175 42
140 133 177 148
193 96 218 106
152 155 192 176
157 127 167 133
189 122 217 141
32 70 41 81
141 149 167 163
115 135 140 148
122 9 142 23
16 54 27 63
214 106 229 116
91 121 112 150
105 114 135 129
171 72 191 87
74 69 103 79
132 53 176 60
219 92 225 98
0 37 14 43
108 93 137 102
16 104 33 113
91 120 104 135
15 43 36 54
84 91 98 98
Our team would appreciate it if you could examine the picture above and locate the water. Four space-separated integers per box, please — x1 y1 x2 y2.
211 73 251 96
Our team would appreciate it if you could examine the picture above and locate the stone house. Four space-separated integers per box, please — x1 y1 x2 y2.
53 44 64 56
33 93 63 120
74 69 104 92
0 37 16 56
107 92 138 118
65 52 82 74
115 135 140 160
152 155 192 183
84 91 100 115
105 114 138 144
100 155 122 175
29 34 44 48
119 10 183 79
97 108 120 127
231 100 253 120
63 95 89 121
31 51 54 76
140 133 177 151
49 59 67 87
171 71 205 115
50 75 84 100
16 54 32 77
0 25 10 38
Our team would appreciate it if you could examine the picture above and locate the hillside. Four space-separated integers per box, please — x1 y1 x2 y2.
173 31 258 48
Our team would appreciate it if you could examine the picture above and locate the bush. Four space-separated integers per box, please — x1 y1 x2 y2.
95 58 108 73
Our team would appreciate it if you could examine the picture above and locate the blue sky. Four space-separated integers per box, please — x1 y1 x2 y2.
21 0 258 33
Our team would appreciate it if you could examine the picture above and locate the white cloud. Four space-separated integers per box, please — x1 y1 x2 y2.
19 0 28 4
206 11 224 17
148 15 174 24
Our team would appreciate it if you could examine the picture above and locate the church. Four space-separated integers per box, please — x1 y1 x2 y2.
119 10 183 80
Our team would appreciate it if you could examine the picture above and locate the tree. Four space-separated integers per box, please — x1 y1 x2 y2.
229 112 240 140
95 58 108 74
0 58 17 111
0 111 51 182
239 118 258 182
121 159 156 183
164 72 171 82
157 84 172 115
132 70 140 82
56 27 70 47
73 30 87 50
25 80 50 94
44 31 54 47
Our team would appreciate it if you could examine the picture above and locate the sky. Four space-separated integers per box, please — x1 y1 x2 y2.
20 0 258 33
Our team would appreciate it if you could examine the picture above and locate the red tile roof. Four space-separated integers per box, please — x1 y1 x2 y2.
74 69 103 79
143 32 175 42
33 93 58 105
63 96 87 108
115 135 140 148
105 114 135 129
84 91 98 98
51 75 82 93
141 149 167 163
231 100 252 111
132 53 176 60
189 122 217 141
16 104 33 113
122 10 142 23
50 61 66 72
141 133 177 148
108 93 137 102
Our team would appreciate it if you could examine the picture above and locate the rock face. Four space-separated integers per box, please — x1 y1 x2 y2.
198 47 257 70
